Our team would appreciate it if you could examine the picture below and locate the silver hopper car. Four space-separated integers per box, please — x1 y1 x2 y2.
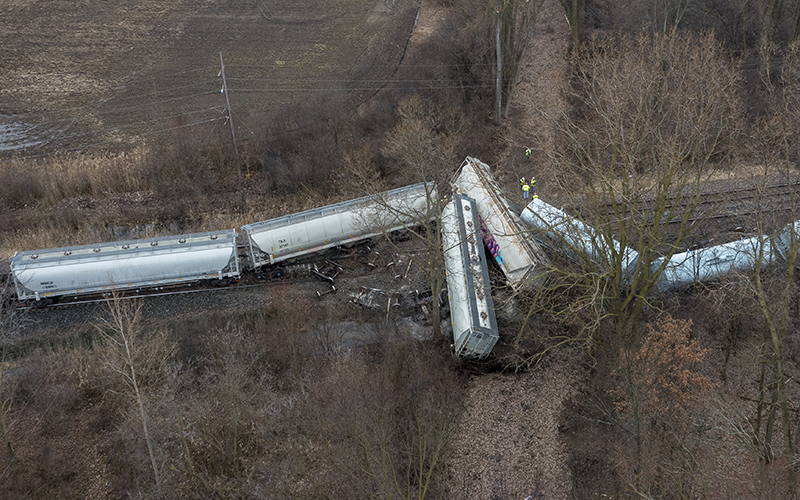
441 193 499 359
453 157 550 292
9 230 240 303
241 182 435 269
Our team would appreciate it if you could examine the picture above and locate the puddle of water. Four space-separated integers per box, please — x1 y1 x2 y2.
0 117 46 152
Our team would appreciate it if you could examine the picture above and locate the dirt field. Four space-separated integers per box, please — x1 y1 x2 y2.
0 0 418 152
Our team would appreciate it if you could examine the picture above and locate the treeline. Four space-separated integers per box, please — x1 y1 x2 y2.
527 2 800 497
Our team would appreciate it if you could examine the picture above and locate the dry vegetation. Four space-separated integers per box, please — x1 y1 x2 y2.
5 0 800 498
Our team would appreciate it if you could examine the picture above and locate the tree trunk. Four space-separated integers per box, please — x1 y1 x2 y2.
495 12 503 125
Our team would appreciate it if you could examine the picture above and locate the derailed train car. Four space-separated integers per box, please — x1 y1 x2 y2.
521 195 800 293
241 182 435 269
441 193 499 359
9 230 240 304
652 218 800 292
452 157 549 292
6 183 438 306
651 235 772 292
520 197 640 286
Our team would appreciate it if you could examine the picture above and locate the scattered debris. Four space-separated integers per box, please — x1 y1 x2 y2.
351 286 386 309
315 285 337 298
312 263 339 283
415 288 433 306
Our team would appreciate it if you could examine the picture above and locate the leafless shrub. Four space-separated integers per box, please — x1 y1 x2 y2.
611 315 714 497
299 337 465 499
253 288 318 386
381 94 464 187
567 29 742 177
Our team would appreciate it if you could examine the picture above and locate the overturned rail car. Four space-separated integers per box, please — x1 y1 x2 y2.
521 197 640 286
652 216 800 292
241 182 435 269
453 157 549 292
9 230 241 303
441 193 499 359
652 236 772 292
521 196 800 293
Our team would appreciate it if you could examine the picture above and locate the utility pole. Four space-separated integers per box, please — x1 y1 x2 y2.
219 52 244 201
494 11 503 125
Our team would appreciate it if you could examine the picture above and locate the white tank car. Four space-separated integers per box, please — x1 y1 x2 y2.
651 235 772 292
441 193 499 359
772 219 800 262
9 230 240 303
452 157 550 292
241 182 435 269
521 197 640 287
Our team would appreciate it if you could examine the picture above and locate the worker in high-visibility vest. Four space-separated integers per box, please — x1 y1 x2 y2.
530 177 537 196
522 181 530 199
525 148 532 161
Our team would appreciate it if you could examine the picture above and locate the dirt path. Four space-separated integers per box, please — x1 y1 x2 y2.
401 1 579 498
492 0 572 196
446 350 583 499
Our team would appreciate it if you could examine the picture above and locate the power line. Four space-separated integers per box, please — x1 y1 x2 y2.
227 62 497 69
112 65 219 83
0 96 224 134
93 91 222 116
230 84 492 92
0 86 221 125
40 107 224 145
96 80 220 105
225 77 474 84
3 52 495 156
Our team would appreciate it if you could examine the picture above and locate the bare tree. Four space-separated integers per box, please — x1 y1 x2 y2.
336 340 461 500
648 0 694 32
559 0 585 52
545 29 741 349
735 46 800 460
97 294 164 494
490 0 543 123
381 94 464 337
611 316 712 491
0 281 24 466
0 354 16 465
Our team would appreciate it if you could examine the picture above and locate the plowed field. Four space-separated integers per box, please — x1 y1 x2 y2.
0 0 418 152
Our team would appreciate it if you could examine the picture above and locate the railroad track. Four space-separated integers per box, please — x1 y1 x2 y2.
589 181 800 227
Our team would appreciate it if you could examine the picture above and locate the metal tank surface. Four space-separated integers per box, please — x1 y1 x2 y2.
773 220 800 262
241 182 435 269
452 157 550 292
441 193 499 359
522 196 790 292
521 197 640 285
652 217 800 292
9 229 240 302
652 235 773 292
